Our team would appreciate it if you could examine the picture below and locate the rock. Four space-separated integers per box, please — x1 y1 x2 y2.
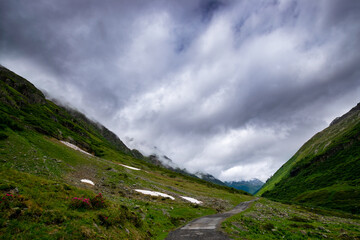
339 233 350 239
318 226 331 233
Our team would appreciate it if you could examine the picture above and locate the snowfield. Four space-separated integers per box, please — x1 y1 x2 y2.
81 179 95 185
135 189 175 200
119 164 140 171
60 141 92 156
180 196 203 204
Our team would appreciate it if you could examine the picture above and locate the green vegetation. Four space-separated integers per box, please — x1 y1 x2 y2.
0 66 131 158
2 65 359 239
258 103 360 214
222 198 360 239
0 66 253 239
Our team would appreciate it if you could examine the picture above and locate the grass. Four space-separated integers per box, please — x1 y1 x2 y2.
258 106 360 214
3 65 359 238
0 129 253 239
258 109 360 196
222 198 360 239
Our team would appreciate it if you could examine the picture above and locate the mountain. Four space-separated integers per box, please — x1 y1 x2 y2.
195 172 227 186
0 65 133 157
225 179 264 194
142 153 229 188
258 102 360 214
0 66 252 239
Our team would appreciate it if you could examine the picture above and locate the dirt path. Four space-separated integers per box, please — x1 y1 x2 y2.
166 198 257 240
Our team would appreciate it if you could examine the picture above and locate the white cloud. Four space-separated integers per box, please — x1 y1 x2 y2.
1 0 360 181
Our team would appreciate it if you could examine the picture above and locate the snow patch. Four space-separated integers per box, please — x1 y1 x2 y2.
135 189 175 200
60 141 92 156
81 179 94 185
119 164 140 171
180 196 203 204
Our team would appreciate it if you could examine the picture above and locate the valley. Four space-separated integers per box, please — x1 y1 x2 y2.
0 66 253 239
1 66 360 239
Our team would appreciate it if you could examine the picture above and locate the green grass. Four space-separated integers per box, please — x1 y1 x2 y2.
258 105 360 214
222 198 360 240
0 129 253 239
258 109 360 196
0 63 254 238
3 65 359 239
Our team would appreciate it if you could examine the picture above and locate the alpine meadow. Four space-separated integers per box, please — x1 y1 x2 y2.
1 0 360 239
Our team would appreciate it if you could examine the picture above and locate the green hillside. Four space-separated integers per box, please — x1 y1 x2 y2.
0 66 253 239
258 103 360 214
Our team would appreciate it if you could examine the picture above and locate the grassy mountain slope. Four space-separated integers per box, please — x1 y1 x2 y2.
0 66 131 157
258 103 360 214
0 66 252 239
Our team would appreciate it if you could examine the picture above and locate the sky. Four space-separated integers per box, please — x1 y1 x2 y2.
1 0 360 182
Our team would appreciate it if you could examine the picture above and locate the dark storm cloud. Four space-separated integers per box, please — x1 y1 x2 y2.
1 0 360 181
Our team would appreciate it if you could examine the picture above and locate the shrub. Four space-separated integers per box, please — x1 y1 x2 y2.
0 193 14 209
69 197 91 209
69 193 107 210
98 214 110 227
90 193 107 209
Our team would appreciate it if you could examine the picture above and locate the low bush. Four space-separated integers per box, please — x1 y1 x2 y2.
69 197 92 209
69 193 107 210
90 193 107 209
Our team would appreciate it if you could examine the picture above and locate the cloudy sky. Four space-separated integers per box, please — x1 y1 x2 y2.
1 0 360 182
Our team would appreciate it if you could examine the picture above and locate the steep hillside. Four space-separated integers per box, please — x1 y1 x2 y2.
0 66 132 157
225 179 264 194
0 66 252 239
258 103 360 214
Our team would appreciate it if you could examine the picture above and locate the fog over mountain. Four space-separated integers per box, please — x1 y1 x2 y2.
1 0 360 181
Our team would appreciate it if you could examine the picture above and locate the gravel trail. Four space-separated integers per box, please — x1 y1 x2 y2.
166 198 257 240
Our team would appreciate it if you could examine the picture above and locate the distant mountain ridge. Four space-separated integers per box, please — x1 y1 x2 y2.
258 102 360 214
225 179 264 194
143 153 229 187
195 172 227 186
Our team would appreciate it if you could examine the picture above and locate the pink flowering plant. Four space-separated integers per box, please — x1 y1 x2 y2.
69 193 107 210
90 193 106 209
0 193 14 210
70 197 92 209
